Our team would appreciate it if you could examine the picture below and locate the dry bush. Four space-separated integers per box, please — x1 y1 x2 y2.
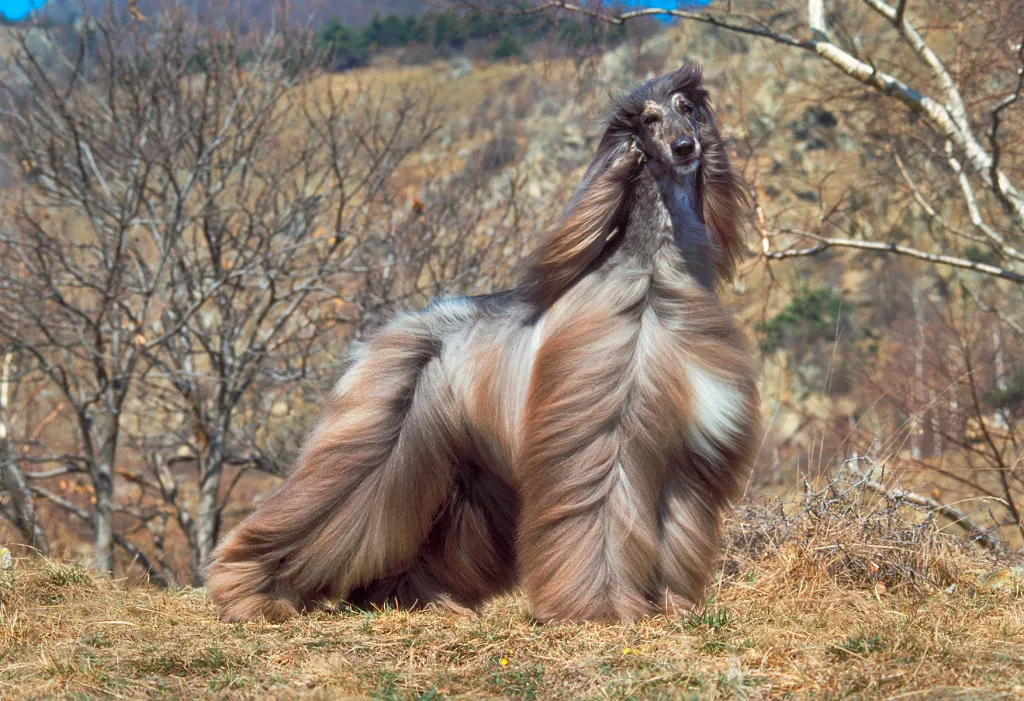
724 472 1003 598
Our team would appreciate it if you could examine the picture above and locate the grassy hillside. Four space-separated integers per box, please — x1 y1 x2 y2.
3 482 1022 700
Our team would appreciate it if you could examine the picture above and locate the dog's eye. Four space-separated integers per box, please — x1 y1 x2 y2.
641 111 661 127
674 95 692 115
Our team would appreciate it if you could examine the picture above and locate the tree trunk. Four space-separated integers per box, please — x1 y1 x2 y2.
193 426 227 585
993 327 1006 391
0 353 50 554
92 433 117 574
992 328 1010 431
0 439 50 555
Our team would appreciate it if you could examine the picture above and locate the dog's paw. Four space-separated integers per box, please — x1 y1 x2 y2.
433 595 478 618
625 136 646 164
659 591 697 618
216 594 299 623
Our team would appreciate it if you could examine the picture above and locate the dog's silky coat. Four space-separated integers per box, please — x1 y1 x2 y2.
207 63 762 623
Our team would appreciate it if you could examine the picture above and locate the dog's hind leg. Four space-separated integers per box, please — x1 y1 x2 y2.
346 464 519 613
205 311 469 622
421 465 520 608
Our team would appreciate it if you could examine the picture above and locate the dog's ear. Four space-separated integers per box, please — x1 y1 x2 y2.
669 61 704 93
699 109 748 284
677 61 702 80
520 139 642 306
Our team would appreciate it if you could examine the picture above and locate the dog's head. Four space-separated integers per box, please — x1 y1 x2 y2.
606 62 709 179
605 63 748 281
521 63 748 305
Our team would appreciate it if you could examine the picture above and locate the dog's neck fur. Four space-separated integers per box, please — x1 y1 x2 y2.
660 174 715 291
626 165 716 292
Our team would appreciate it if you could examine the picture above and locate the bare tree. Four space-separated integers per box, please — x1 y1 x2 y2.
130 82 442 581
349 147 532 331
0 20 175 572
0 12 325 575
858 291 1024 544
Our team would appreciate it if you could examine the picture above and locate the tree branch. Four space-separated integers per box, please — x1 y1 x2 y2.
893 0 907 27
764 229 1024 284
987 38 1024 216
842 458 1003 552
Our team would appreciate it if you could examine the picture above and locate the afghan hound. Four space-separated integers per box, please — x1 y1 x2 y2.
207 62 762 623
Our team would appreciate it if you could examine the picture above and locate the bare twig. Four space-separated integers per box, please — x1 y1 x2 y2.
842 457 1002 552
987 38 1024 215
30 485 168 585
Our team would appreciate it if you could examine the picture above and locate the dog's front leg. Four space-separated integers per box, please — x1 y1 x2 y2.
515 302 662 623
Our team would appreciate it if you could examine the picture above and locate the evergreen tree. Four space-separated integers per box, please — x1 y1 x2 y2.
318 19 370 70
493 32 523 59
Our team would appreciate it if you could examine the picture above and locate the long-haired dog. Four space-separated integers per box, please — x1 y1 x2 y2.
207 62 761 623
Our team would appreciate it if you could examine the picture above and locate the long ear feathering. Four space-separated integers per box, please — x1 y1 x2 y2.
654 61 747 284
519 139 643 306
698 102 749 284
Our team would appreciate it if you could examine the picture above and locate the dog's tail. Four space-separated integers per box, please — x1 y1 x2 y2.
206 309 467 622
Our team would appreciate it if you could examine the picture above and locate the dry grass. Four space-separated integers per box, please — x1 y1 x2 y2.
2 481 1023 700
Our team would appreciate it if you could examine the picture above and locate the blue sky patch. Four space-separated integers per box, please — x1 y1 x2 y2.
0 0 46 21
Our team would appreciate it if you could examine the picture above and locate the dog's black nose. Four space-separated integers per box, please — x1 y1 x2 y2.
672 136 696 157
